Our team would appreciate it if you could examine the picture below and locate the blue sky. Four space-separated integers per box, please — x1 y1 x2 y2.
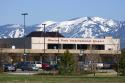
0 0 125 25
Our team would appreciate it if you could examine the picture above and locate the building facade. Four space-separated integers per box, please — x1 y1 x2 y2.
0 31 121 65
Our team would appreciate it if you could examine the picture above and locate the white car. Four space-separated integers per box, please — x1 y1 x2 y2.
31 61 42 69
30 64 39 71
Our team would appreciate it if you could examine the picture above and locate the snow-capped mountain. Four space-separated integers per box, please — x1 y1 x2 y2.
0 24 24 38
0 17 125 48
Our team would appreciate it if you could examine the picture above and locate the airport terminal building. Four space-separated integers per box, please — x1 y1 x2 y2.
0 31 121 65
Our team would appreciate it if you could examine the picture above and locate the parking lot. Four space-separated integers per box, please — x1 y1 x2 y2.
2 61 58 75
5 68 56 75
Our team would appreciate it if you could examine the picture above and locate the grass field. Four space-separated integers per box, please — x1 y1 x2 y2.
0 74 125 83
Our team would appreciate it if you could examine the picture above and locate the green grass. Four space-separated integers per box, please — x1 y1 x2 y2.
0 74 125 83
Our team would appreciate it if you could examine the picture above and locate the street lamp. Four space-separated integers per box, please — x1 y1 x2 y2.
42 24 46 57
57 27 60 54
79 50 84 72
21 13 28 62
56 27 60 65
116 35 120 77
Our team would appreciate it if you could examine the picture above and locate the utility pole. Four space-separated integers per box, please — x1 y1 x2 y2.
57 27 60 54
116 34 120 77
42 24 46 62
21 13 28 62
53 27 60 75
89 42 96 76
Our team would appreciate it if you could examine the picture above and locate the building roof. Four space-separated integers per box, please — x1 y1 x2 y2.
26 31 64 37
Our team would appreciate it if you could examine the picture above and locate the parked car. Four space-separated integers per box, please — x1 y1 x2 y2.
42 62 51 70
31 61 42 69
21 63 39 71
15 61 30 69
42 62 58 70
3 64 16 72
29 64 39 71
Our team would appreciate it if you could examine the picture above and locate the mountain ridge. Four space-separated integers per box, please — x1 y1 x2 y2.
0 16 125 48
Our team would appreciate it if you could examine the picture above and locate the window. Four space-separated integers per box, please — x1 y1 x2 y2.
77 44 88 50
48 44 61 49
92 45 105 50
63 44 76 49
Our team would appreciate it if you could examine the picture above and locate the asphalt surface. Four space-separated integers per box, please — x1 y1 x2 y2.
5 69 54 75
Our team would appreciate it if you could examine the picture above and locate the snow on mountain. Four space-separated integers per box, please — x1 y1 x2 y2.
9 29 24 38
91 17 106 23
0 17 125 48
0 24 24 38
36 21 56 31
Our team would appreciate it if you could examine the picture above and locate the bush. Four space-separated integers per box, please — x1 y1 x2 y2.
58 50 75 75
0 67 3 73
119 48 125 75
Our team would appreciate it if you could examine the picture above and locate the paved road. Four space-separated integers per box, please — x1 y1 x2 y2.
5 69 55 75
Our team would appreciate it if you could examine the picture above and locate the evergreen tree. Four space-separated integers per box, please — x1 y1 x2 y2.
58 50 75 75
119 48 125 75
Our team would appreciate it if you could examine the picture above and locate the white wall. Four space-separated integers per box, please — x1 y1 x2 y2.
105 37 120 51
31 37 120 51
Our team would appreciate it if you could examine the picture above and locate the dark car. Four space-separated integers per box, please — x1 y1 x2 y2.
3 64 16 72
42 62 51 70
21 63 39 71
42 62 58 70
16 61 30 69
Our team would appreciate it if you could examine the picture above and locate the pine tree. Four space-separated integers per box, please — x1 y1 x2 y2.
58 50 75 75
119 48 125 75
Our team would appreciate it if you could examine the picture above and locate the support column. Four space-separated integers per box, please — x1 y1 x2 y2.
76 44 77 50
40 54 43 62
61 44 63 50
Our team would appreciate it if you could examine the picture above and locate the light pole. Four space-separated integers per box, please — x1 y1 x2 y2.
56 27 60 64
57 27 60 55
79 49 84 72
42 24 46 58
116 35 120 77
21 13 28 62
